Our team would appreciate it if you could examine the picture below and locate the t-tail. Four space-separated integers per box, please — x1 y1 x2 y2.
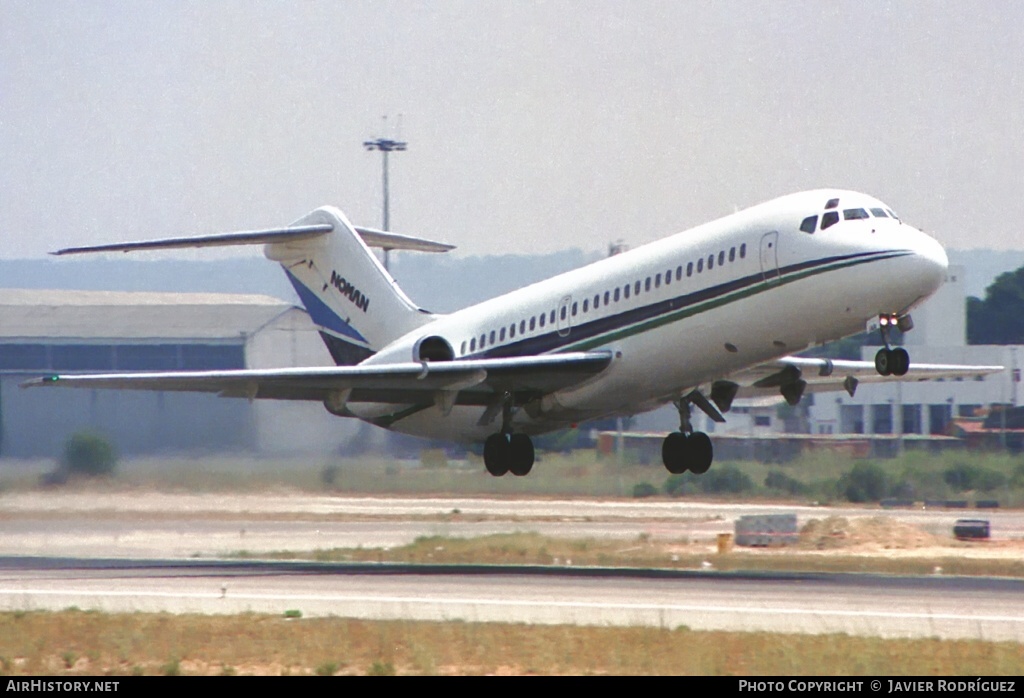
52 206 455 365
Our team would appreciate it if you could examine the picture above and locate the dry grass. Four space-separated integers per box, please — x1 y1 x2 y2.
0 610 1020 676
232 530 1024 579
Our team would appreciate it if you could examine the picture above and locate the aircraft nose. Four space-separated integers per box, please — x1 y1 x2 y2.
909 226 948 294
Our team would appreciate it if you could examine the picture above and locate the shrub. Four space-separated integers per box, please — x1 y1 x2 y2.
839 461 888 503
61 432 117 478
943 462 1007 492
632 482 659 498
764 470 807 495
702 465 753 494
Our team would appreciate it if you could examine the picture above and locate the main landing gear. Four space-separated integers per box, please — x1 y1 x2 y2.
874 314 911 377
482 391 535 477
483 432 535 477
661 398 714 475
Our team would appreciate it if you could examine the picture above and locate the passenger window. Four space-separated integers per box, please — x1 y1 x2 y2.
471 338 476 351
825 198 839 209
510 324 516 338
560 306 567 321
461 341 466 355
666 269 673 285
605 291 611 304
572 302 578 316
550 310 555 323
655 273 661 288
634 281 640 295
821 211 839 230
480 334 486 348
870 208 888 218
718 251 725 266
740 243 746 258
624 284 630 299
614 288 620 302
583 299 589 312
729 247 736 262
843 208 869 220
687 262 693 277
540 314 546 327
800 215 817 234
708 254 714 270
530 317 536 331
499 327 506 341
645 277 651 292
489 330 496 344
697 258 703 273
594 294 600 308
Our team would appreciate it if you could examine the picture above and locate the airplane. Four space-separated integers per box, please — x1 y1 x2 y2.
25 189 1003 476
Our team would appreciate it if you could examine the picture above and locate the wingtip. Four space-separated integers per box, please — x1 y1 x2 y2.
20 376 59 388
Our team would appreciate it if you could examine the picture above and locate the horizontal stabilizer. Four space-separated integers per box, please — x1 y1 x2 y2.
52 223 454 256
51 224 335 255
354 227 455 253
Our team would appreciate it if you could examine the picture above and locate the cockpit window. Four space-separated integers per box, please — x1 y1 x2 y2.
886 208 900 220
799 215 818 234
843 208 869 220
821 211 839 230
870 207 889 218
825 198 839 210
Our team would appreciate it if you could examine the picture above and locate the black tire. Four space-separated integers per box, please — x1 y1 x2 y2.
508 434 535 476
891 347 910 376
687 432 713 474
874 348 891 376
662 432 688 474
483 433 510 476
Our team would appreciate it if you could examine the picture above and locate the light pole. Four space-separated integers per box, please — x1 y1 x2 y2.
363 136 407 271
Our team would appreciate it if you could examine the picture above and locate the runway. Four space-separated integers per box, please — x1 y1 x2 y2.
1 557 1023 641
2 492 1023 641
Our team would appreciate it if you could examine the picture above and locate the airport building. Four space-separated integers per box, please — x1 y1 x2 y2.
0 289 353 458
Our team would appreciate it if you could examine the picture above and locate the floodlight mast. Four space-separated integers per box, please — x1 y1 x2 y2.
363 137 407 271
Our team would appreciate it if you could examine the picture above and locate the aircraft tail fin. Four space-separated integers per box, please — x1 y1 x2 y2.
269 207 438 365
53 207 452 365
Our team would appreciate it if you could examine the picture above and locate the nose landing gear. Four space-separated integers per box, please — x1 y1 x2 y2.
874 314 910 377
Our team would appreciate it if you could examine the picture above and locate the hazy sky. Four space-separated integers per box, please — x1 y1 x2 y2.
3 1 1023 259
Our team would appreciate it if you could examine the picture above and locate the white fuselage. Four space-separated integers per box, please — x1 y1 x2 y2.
353 190 948 441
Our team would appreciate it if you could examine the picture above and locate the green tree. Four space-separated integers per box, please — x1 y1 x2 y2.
967 266 1024 344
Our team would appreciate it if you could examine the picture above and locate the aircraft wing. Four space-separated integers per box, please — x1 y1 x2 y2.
21 351 613 409
729 355 1004 400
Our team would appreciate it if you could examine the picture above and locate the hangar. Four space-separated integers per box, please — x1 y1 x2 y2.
0 289 351 458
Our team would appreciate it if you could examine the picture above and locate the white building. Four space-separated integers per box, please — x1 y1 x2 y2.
0 289 355 458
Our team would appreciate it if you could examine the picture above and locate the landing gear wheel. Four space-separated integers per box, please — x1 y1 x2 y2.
874 348 892 376
891 347 910 377
662 432 688 474
687 432 714 474
483 433 510 476
508 434 535 476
